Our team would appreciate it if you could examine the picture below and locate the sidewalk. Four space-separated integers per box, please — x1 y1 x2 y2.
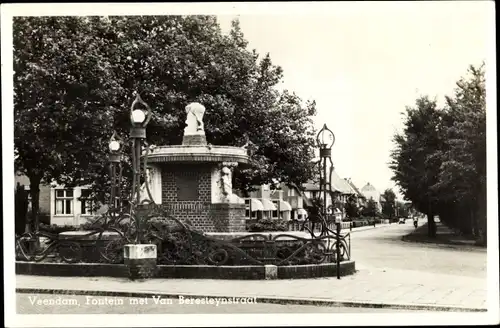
16 264 487 312
402 222 486 250
344 222 392 233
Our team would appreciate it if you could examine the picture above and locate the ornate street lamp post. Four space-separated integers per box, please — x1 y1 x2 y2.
129 93 152 244
108 131 123 223
316 124 341 279
316 124 335 230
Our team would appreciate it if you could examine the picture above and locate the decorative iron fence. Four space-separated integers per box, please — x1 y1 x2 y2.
16 205 351 266
287 219 352 232
146 202 214 215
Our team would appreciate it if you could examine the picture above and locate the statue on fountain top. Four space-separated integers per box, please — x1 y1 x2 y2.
182 102 207 145
184 102 205 134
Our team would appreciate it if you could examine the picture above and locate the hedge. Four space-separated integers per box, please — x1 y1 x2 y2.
247 218 288 232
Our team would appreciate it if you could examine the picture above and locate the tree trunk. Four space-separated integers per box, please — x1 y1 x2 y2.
470 206 478 238
27 176 41 250
15 183 29 235
427 213 436 238
476 188 487 246
29 179 41 232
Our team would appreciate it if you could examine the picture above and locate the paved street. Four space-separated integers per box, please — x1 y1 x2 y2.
350 220 487 277
17 293 415 314
16 224 489 312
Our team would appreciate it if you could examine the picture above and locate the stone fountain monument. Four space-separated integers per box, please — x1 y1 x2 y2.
142 102 249 233
52 101 355 279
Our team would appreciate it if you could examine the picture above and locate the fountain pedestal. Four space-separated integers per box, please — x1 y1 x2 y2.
142 103 250 233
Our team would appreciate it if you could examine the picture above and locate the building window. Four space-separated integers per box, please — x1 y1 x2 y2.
272 200 279 219
244 199 258 219
288 188 296 197
80 189 94 215
245 199 251 219
55 189 73 215
112 197 129 211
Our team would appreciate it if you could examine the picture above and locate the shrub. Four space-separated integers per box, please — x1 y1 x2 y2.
39 223 79 234
352 220 367 228
247 218 288 232
38 213 51 225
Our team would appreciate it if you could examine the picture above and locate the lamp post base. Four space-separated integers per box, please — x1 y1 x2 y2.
124 244 157 280
336 222 341 280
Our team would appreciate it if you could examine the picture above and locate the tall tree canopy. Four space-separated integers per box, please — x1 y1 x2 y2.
390 64 486 244
381 189 396 218
14 16 317 231
390 96 444 237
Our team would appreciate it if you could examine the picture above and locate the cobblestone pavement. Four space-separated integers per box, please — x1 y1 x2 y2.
17 293 416 314
15 224 489 311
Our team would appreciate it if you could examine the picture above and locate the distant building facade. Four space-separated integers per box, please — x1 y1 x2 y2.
360 182 382 211
15 174 106 226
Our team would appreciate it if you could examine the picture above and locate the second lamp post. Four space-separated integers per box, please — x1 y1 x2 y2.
316 124 341 279
129 93 152 243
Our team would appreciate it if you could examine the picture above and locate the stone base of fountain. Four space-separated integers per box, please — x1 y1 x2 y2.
182 134 207 146
137 202 247 233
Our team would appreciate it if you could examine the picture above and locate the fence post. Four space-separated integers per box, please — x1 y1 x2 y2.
348 233 351 259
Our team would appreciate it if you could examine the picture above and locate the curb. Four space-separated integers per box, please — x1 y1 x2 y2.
16 287 486 313
345 224 392 233
16 261 356 280
401 223 486 252
401 236 486 252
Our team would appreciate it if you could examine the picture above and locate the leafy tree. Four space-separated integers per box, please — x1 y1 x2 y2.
14 16 317 231
390 96 444 237
344 196 359 219
361 197 378 218
381 189 396 218
433 64 486 243
390 64 486 243
14 16 118 232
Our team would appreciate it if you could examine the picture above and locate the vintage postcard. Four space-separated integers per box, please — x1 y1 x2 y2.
2 1 498 327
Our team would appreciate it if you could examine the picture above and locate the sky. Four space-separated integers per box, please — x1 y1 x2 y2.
216 1 492 199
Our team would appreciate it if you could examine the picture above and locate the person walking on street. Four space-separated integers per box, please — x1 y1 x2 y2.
413 217 418 229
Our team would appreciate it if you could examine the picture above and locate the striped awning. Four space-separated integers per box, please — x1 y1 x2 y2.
261 199 277 211
250 198 264 211
277 200 292 211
